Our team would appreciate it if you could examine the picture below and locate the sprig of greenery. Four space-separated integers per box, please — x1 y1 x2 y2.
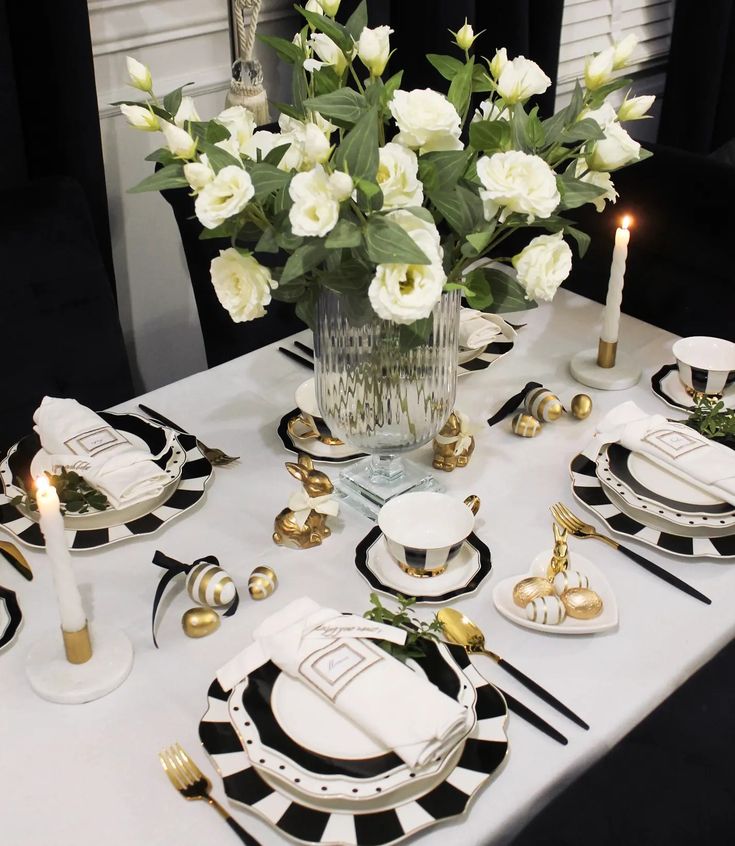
10 469 110 515
363 593 444 662
687 396 735 443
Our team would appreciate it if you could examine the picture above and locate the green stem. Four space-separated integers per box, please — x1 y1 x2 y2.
349 62 366 94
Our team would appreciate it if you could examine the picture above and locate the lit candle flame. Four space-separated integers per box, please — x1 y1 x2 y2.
35 475 50 495
621 215 632 230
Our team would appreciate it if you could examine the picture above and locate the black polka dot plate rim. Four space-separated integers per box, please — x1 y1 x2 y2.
277 409 366 464
570 441 735 559
651 363 735 413
0 412 212 551
199 643 509 846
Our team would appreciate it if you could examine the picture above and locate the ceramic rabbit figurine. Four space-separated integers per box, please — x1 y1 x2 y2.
547 523 569 579
273 454 339 549
432 411 475 471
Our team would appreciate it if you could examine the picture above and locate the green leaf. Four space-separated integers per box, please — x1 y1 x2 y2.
198 141 242 173
254 227 280 253
527 107 545 149
344 0 368 41
561 117 605 144
564 224 590 258
281 241 329 285
426 53 463 81
144 148 177 165
469 119 511 153
471 65 494 93
447 57 473 118
333 107 379 181
484 267 537 313
587 77 632 109
162 84 192 117
556 173 606 210
365 216 431 265
270 100 303 121
325 218 362 249
383 70 403 105
273 184 293 215
292 60 309 115
271 278 306 302
404 206 436 225
263 143 291 167
198 220 238 240
257 33 303 64
463 268 493 310
399 317 433 352
248 162 292 198
428 184 483 235
466 227 495 254
510 103 530 152
296 7 353 54
295 287 318 329
418 149 473 193
205 121 231 144
313 65 342 96
303 88 368 128
318 260 367 293
128 164 188 193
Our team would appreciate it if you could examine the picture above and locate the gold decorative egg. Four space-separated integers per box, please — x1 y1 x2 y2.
248 565 278 600
561 587 603 619
570 394 593 420
511 412 542 438
525 387 563 422
181 607 221 638
513 577 555 607
185 561 236 608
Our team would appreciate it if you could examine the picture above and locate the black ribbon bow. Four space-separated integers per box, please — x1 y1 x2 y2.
486 381 542 427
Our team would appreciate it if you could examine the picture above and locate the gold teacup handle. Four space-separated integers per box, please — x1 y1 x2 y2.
287 414 320 441
464 495 481 516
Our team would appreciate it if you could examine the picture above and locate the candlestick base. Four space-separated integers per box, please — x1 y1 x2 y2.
570 348 642 391
26 624 133 704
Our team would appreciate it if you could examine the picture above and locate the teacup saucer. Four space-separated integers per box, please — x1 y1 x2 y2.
354 526 492 604
277 409 366 464
651 363 735 412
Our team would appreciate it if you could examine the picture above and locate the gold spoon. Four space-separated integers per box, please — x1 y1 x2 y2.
437 608 589 730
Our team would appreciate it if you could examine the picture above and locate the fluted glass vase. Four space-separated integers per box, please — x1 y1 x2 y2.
314 288 460 514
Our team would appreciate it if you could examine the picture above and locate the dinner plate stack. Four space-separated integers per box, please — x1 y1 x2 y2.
199 641 509 846
571 439 735 559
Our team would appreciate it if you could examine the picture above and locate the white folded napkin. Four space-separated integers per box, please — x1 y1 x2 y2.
217 597 473 770
596 401 735 505
33 396 174 509
459 308 517 350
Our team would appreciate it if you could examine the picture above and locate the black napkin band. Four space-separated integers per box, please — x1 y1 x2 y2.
487 382 542 427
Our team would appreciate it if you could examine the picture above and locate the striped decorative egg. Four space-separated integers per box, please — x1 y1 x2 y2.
552 569 590 594
513 577 555 607
248 566 278 600
525 595 567 625
511 412 542 438
185 561 236 608
525 387 563 422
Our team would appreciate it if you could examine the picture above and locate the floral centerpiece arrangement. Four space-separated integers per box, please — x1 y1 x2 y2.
122 0 652 336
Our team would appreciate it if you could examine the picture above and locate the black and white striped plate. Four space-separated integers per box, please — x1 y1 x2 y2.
571 442 735 559
457 340 515 376
0 413 212 551
199 643 508 846
0 585 22 650
651 363 735 413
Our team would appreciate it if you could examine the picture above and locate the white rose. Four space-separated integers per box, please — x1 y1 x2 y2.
574 160 617 212
618 94 654 121
454 19 477 51
489 48 507 79
472 99 509 123
613 34 638 69
584 47 615 91
289 164 342 237
377 142 423 210
184 155 214 193
120 104 159 131
512 232 572 302
309 33 348 75
194 166 254 229
476 150 560 223
216 105 257 154
390 88 462 153
174 96 200 128
126 56 152 92
321 0 340 14
210 248 273 323
583 102 617 130
586 121 640 171
161 121 197 159
495 56 551 104
357 25 393 77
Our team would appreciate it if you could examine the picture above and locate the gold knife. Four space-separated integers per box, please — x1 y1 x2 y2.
0 541 33 581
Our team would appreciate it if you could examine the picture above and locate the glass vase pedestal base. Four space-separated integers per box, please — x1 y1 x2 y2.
336 455 442 520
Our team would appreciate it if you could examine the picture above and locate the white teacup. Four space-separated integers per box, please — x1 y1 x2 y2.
378 492 476 577
672 336 735 397
287 378 343 446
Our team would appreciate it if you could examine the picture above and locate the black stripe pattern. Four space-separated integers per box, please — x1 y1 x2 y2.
458 340 514 374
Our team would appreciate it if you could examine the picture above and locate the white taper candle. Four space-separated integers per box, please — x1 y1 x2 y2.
35 476 87 633
600 216 631 344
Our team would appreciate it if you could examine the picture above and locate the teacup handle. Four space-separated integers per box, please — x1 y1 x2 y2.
287 414 320 441
464 495 481 516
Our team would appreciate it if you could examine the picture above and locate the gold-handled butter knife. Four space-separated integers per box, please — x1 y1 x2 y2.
0 541 32 581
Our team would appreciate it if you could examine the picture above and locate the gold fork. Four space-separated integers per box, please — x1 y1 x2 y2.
159 743 261 845
550 502 711 605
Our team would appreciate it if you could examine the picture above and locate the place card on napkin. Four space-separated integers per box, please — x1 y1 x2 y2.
596 401 735 505
33 397 174 509
459 309 516 350
217 597 473 770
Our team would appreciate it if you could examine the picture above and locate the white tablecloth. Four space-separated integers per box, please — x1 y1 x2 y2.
2 291 732 846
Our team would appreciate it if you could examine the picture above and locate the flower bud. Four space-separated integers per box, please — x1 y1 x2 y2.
321 0 341 15
120 104 159 132
489 47 507 79
357 25 393 77
161 121 197 159
126 56 153 92
328 170 353 201
454 19 477 51
583 47 615 91
304 0 324 15
617 94 654 121
612 34 638 69
174 96 200 127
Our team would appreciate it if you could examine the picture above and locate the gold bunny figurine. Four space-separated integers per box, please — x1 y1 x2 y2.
273 454 339 550
432 411 475 472
547 522 569 579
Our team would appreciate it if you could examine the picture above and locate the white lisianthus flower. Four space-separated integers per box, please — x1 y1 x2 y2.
174 96 200 128
618 94 655 121
289 164 344 237
390 89 462 153
495 56 551 104
357 25 393 77
309 33 348 75
321 0 341 14
184 155 214 193
328 170 354 201
302 122 332 165
574 160 617 212
214 135 243 162
244 129 302 171
586 122 640 171
476 150 560 223
161 121 197 159
305 0 324 14
126 56 152 92
472 99 509 123
584 47 615 91
210 248 273 323
512 232 573 302
454 19 477 51
120 104 159 132
612 34 638 69
583 102 618 130
489 47 507 79
215 105 257 154
194 166 254 229
368 210 446 324
377 142 423 209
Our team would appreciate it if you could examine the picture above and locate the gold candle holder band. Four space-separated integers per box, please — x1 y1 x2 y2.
62 623 92 665
597 339 618 369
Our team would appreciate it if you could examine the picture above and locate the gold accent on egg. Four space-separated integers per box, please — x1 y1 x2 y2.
570 394 593 420
248 565 278 600
526 387 563 422
512 577 555 607
181 607 221 638
561 587 603 619
511 412 541 438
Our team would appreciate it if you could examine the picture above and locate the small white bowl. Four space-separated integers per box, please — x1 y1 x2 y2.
378 492 475 577
672 336 735 396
